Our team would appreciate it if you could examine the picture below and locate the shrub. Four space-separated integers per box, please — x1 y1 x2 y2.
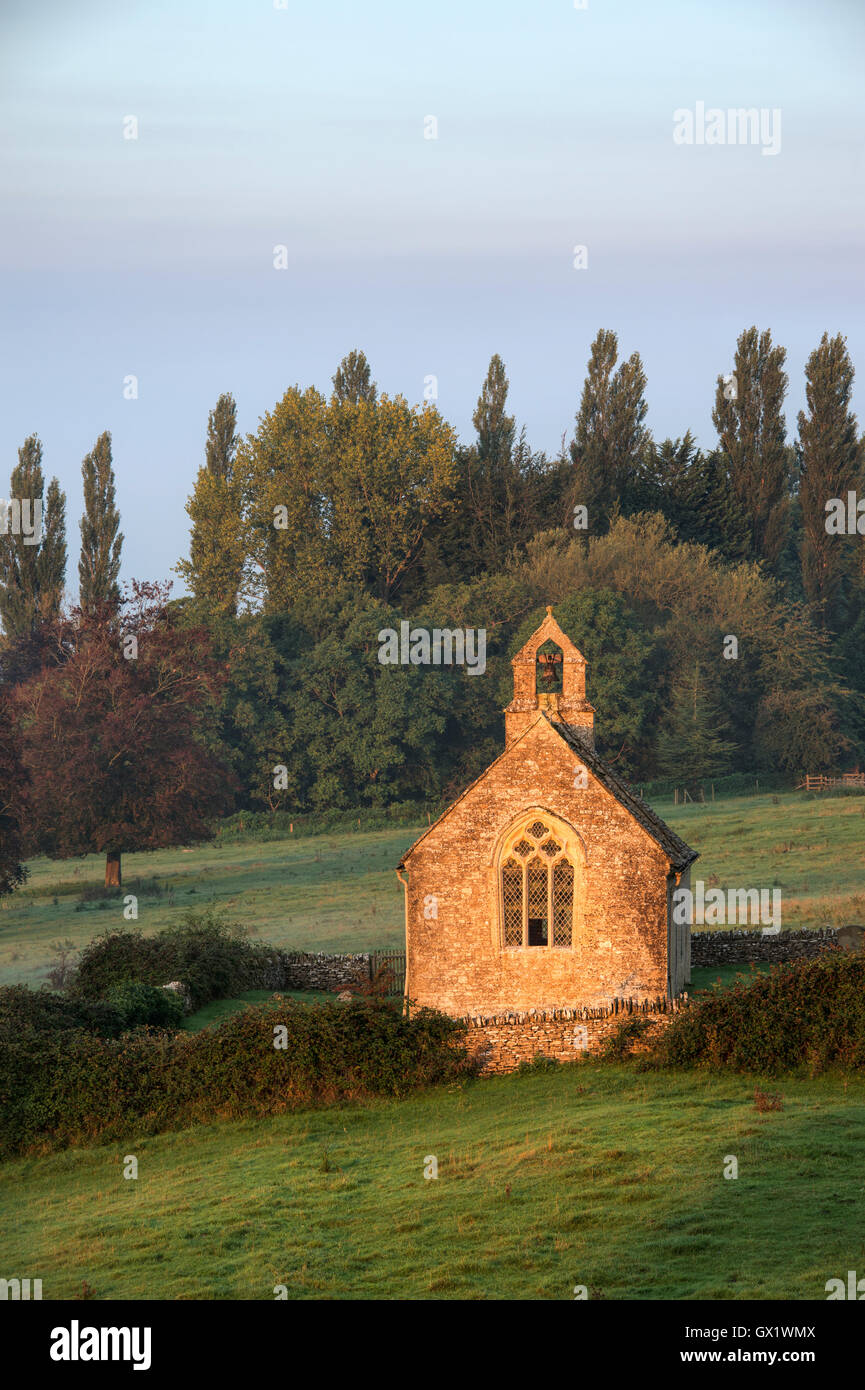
0 985 123 1041
68 909 284 1011
104 981 185 1031
600 1016 652 1060
655 952 865 1075
0 998 470 1158
516 1053 560 1074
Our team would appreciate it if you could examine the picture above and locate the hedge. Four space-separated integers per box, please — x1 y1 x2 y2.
0 997 470 1158
654 953 865 1075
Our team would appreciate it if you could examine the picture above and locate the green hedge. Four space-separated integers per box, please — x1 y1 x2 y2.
655 953 865 1075
0 984 125 1041
69 911 283 1011
0 997 470 1158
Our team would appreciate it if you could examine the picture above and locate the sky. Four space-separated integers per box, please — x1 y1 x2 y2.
1 0 864 596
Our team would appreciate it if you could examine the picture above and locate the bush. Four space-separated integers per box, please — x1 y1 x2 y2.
516 1053 560 1074
104 981 185 1031
600 1017 652 1060
0 985 123 1042
68 909 284 1011
0 998 470 1159
655 952 865 1075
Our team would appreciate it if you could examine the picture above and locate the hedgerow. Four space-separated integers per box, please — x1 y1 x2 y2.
0 997 469 1158
655 953 865 1075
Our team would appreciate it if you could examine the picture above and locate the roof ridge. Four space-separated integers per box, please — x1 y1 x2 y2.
545 716 698 870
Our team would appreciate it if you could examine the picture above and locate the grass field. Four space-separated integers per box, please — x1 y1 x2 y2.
3 1062 864 1300
1 789 863 992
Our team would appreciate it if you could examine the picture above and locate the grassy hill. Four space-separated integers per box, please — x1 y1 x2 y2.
1 790 863 990
3 1062 864 1300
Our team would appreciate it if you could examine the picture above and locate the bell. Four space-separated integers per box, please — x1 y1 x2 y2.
537 651 562 687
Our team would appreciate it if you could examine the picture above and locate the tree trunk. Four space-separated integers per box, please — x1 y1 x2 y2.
105 851 122 888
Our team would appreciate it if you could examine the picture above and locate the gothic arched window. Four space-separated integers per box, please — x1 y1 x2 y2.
498 814 579 949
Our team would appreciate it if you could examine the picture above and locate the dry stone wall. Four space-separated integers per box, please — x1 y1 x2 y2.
691 928 838 967
280 951 371 992
462 996 684 1073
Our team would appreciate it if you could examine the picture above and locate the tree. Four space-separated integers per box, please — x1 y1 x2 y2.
657 661 738 787
473 353 516 468
520 513 850 775
0 688 27 895
332 350 377 405
239 387 458 606
798 333 863 629
0 435 66 638
712 326 790 569
205 391 239 479
79 431 123 612
175 394 245 623
568 329 650 532
626 434 752 563
420 355 550 581
17 583 234 887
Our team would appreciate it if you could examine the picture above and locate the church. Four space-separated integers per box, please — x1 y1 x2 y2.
397 608 698 1018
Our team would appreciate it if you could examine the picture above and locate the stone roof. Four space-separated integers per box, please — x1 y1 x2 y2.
549 716 698 871
398 711 699 873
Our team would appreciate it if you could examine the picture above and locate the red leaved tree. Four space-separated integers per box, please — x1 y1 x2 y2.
16 582 235 886
0 686 28 895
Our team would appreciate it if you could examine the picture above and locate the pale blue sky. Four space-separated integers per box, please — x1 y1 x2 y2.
1 0 863 594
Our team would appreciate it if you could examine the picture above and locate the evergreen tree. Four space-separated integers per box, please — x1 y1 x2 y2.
657 661 737 787
712 326 790 569
568 329 649 532
79 431 123 612
175 394 244 623
0 435 66 638
798 332 862 629
332 350 377 405
627 434 751 562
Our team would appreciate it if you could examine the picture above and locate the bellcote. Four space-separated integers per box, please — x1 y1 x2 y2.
504 606 595 750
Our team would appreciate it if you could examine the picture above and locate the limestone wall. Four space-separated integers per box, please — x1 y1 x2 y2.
690 928 838 967
462 996 684 1074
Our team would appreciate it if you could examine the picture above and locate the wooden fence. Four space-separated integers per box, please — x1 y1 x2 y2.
797 773 865 791
368 949 406 997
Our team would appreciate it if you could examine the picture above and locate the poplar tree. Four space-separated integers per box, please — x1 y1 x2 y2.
568 329 649 531
332 350 377 405
459 354 540 571
798 332 862 629
176 393 244 622
0 434 66 637
473 353 515 467
79 431 123 612
712 326 790 568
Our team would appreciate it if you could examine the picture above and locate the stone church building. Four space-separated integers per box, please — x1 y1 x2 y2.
398 608 698 1018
